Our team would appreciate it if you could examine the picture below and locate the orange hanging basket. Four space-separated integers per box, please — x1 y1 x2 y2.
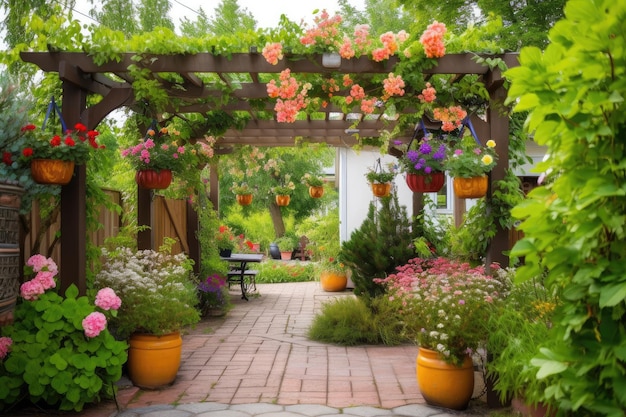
320 271 348 292
405 172 445 193
135 169 172 189
30 159 75 185
416 347 474 410
236 193 253 206
453 176 488 199
128 332 183 389
308 186 324 198
275 195 291 206
371 182 392 197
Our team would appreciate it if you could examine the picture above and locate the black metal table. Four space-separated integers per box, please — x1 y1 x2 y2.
220 253 263 300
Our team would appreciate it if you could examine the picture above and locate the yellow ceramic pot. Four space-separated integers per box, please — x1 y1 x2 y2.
128 332 183 389
320 271 347 292
416 347 474 410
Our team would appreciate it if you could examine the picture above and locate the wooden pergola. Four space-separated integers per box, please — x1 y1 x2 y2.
20 51 519 294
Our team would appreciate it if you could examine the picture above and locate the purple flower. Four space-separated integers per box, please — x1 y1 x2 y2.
419 142 432 155
424 166 432 174
458 300 465 305
407 150 419 163
393 140 403 145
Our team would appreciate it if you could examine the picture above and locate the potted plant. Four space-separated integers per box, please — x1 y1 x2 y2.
444 135 498 198
231 181 253 205
94 238 200 389
120 126 197 189
376 257 511 410
302 173 325 198
275 234 297 260
365 162 397 197
216 225 236 257
0 255 127 411
272 176 296 206
316 255 348 292
197 273 230 317
20 121 102 185
395 134 447 193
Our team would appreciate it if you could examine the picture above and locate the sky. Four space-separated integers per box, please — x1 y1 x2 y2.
72 0 367 30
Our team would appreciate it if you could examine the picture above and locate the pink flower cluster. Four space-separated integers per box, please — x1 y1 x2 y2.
418 82 437 103
299 10 343 48
267 69 311 122
382 72 405 101
82 312 107 338
0 337 12 360
262 42 283 65
419 21 447 58
95 287 122 310
81 288 122 338
20 255 57 301
372 30 408 62
433 105 467 132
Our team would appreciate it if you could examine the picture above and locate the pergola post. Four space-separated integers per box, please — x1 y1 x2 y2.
60 79 88 295
485 68 512 268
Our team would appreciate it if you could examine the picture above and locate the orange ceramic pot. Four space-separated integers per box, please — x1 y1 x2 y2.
30 159 75 185
128 332 182 389
308 186 324 198
453 176 488 199
275 195 291 206
236 193 253 206
416 347 474 410
320 271 348 292
135 169 172 189
405 172 445 193
371 182 391 197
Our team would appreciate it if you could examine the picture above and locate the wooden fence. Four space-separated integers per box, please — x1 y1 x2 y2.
23 190 188 266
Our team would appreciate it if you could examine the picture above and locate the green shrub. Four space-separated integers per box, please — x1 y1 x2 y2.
256 260 315 283
308 296 409 346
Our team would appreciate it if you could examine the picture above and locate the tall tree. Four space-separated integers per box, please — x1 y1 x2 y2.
89 0 138 35
398 0 565 49
136 0 174 31
206 0 256 35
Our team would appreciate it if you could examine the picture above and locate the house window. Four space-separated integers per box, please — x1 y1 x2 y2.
435 174 453 214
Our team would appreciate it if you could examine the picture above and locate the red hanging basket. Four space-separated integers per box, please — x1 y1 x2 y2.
135 169 173 189
405 172 445 193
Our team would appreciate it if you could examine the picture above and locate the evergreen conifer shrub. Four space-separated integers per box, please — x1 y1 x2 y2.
341 194 416 299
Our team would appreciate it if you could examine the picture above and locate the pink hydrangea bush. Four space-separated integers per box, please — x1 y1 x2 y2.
0 255 127 411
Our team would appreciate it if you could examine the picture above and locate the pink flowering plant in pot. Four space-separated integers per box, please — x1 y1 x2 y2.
0 255 128 412
375 257 512 366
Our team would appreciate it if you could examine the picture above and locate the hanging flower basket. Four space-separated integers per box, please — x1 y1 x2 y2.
275 194 291 206
405 172 445 193
135 169 172 190
371 183 392 197
308 186 324 198
453 175 488 199
236 193 253 206
30 159 75 185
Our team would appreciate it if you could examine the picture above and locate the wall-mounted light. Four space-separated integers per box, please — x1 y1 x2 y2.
345 128 360 134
